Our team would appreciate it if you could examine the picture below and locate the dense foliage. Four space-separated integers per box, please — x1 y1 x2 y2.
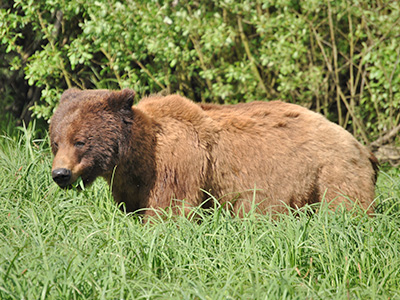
1 0 400 142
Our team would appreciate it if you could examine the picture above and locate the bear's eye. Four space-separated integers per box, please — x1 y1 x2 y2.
74 141 85 148
52 142 58 151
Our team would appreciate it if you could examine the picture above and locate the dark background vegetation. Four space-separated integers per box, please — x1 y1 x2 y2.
1 0 399 164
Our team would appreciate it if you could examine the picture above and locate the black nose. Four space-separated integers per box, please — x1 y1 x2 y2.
52 168 72 187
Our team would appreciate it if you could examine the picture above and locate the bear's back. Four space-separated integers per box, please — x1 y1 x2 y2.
200 100 328 136
137 94 210 127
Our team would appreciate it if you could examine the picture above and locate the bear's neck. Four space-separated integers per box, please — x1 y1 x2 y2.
104 108 158 212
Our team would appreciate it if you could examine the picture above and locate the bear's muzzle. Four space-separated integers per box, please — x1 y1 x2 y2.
52 168 72 188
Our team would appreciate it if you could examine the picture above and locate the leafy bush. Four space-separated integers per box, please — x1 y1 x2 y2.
1 0 399 142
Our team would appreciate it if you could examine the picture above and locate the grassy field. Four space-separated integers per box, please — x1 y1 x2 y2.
1 123 400 300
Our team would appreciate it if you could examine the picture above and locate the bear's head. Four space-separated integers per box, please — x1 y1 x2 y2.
49 88 135 188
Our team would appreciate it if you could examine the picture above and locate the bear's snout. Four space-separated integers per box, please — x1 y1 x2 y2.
52 168 72 187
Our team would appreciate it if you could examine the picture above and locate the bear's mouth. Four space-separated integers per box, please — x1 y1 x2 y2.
67 175 96 190
52 170 95 190
72 175 96 190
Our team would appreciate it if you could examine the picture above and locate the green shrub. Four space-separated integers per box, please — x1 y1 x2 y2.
1 0 399 142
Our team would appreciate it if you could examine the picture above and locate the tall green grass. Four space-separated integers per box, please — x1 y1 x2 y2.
1 124 399 299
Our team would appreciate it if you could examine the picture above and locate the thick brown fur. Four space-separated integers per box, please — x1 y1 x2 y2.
50 89 378 216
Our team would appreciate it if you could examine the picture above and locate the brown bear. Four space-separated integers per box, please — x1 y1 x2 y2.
50 88 378 216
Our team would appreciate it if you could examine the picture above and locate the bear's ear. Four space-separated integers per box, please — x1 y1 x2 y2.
107 89 136 114
60 88 81 103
